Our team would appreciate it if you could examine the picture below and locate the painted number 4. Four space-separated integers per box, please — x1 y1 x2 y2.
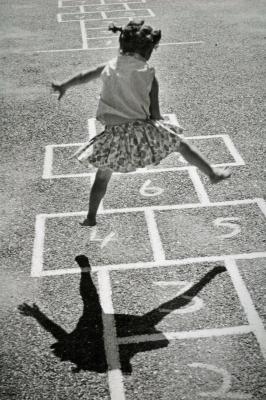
90 228 117 249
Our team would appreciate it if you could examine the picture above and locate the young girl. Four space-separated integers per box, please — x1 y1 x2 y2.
52 20 231 226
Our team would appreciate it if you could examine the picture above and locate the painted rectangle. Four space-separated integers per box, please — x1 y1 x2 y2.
59 11 103 22
35 211 153 275
103 171 200 209
110 263 248 336
155 202 266 260
120 334 266 398
83 3 146 12
237 258 266 329
103 8 154 19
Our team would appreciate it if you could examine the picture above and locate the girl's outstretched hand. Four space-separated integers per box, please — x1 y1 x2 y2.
51 82 66 100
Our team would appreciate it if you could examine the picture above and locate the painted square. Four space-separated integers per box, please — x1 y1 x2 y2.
121 334 266 399
155 201 266 259
41 211 153 273
103 170 200 209
110 263 247 336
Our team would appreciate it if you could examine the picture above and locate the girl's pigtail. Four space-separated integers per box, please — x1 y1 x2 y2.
108 23 123 33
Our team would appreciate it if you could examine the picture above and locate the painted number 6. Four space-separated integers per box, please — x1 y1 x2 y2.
140 179 164 197
213 217 241 239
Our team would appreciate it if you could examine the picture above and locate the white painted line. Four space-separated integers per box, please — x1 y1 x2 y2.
123 3 131 11
225 259 266 359
100 0 105 4
40 198 264 218
256 198 266 217
34 41 203 52
101 11 108 19
117 325 252 344
79 5 85 13
188 167 210 205
46 164 238 180
31 214 46 277
145 209 165 262
222 134 245 166
56 13 62 23
42 145 53 179
80 20 88 49
160 41 204 46
147 8 155 17
87 35 115 40
38 252 266 277
97 270 125 400
88 117 97 140
58 0 63 8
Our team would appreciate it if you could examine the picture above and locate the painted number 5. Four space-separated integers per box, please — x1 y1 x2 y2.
140 179 164 197
213 217 241 239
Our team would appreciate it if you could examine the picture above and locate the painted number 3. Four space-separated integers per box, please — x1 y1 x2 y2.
213 217 241 239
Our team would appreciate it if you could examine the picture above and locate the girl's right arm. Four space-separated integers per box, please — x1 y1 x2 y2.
52 63 106 100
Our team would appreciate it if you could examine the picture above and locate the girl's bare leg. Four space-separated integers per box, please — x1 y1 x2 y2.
179 140 231 182
80 168 113 226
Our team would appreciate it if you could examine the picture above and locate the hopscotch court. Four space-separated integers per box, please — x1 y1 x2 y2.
31 1 266 399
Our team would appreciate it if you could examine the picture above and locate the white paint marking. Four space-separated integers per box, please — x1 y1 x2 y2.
40 198 264 218
80 19 88 49
101 11 108 19
79 5 85 13
256 197 266 217
97 270 125 400
225 258 266 359
34 41 204 52
117 325 252 344
38 252 266 277
58 0 63 8
123 3 131 10
31 215 46 277
189 363 252 399
147 8 155 17
213 217 241 239
188 167 210 205
144 209 165 262
42 145 53 179
222 134 245 166
155 280 204 314
100 0 105 4
139 179 164 197
90 228 117 248
87 117 97 140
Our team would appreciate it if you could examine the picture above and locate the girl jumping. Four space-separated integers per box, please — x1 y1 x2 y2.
52 20 231 226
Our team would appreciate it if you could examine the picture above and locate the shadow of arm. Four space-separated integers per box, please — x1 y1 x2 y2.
142 266 226 326
18 303 67 340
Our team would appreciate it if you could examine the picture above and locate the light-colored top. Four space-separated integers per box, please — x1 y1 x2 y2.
96 54 155 126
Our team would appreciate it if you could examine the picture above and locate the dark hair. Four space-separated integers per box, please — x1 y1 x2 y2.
108 20 161 57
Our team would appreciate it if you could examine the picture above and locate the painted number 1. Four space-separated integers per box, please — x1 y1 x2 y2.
213 217 241 239
140 179 164 197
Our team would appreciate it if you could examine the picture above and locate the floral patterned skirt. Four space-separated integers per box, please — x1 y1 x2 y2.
73 119 183 173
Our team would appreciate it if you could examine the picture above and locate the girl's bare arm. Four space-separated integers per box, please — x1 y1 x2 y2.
52 64 106 100
149 76 163 120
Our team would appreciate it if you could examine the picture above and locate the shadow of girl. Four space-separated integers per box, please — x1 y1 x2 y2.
18 256 225 374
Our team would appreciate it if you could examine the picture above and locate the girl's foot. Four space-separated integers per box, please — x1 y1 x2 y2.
79 217 96 227
210 167 231 184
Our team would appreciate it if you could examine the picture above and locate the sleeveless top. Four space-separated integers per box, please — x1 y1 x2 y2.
96 54 155 126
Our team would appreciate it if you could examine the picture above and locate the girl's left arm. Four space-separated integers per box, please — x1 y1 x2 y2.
149 76 163 120
52 63 106 100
